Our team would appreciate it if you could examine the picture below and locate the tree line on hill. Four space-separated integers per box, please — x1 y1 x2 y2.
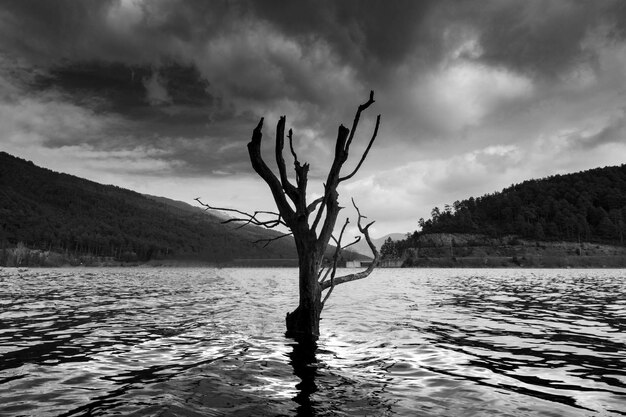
0 152 297 265
381 164 626 259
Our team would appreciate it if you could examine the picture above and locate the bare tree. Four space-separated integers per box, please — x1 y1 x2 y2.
197 91 381 343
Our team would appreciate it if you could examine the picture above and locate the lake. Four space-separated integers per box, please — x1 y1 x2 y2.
0 267 624 416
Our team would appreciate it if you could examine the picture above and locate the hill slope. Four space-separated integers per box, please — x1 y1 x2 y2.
418 165 626 244
0 151 297 263
351 233 405 257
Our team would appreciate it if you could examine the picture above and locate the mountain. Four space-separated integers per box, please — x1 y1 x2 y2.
417 164 626 244
143 194 230 221
382 164 626 267
0 151 297 264
351 233 405 257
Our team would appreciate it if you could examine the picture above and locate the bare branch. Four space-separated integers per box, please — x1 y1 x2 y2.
316 90 378 252
311 183 329 234
294 162 309 217
339 114 381 182
345 90 375 152
306 196 324 215
321 279 335 306
320 217 350 306
195 197 292 248
247 118 296 223
319 268 332 283
195 198 261 219
288 128 299 165
195 198 287 228
253 232 294 248
225 215 284 229
341 235 361 250
320 199 379 292
275 116 299 205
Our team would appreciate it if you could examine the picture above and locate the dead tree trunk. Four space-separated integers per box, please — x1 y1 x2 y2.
197 91 381 343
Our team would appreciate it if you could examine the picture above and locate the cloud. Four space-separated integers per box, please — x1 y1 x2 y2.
142 70 172 105
2 1 626 237
341 121 626 236
413 61 533 134
580 112 626 149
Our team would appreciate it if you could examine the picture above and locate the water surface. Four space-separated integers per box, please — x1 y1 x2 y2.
0 267 624 416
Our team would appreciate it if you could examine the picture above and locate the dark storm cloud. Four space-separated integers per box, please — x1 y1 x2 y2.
3 0 625 92
2 0 626 178
33 62 217 119
474 2 597 78
0 0 235 64
0 0 442 110
249 0 441 72
453 1 626 79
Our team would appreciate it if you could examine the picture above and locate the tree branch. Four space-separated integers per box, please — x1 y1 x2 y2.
306 196 324 216
275 116 299 205
253 232 294 248
195 198 287 228
288 128 299 165
316 91 378 251
321 217 350 307
315 125 349 249
345 90 375 152
247 118 296 224
311 184 329 234
339 114 381 182
320 199 379 291
341 235 361 250
319 265 332 283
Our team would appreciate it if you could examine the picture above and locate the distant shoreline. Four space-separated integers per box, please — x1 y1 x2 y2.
397 255 626 269
3 237 626 269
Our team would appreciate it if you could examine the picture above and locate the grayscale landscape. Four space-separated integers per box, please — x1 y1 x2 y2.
1 1 625 416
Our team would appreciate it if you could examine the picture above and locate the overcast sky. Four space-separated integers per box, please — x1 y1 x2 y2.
1 1 626 238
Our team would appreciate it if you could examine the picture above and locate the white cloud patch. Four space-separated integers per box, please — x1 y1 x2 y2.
106 0 145 34
415 61 533 133
0 92 110 150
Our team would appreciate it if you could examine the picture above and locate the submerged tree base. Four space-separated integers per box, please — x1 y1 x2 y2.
285 304 322 343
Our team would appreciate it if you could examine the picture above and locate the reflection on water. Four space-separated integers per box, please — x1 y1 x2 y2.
0 267 625 416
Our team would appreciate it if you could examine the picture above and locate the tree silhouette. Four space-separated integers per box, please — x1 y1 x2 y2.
197 92 381 343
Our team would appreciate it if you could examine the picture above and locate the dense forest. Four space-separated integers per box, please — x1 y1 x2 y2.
383 164 626 259
0 151 298 264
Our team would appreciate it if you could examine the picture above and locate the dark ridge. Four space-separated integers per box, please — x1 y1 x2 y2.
0 151 297 264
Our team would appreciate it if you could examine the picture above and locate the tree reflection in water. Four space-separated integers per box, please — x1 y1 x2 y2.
287 339 397 416
288 340 319 415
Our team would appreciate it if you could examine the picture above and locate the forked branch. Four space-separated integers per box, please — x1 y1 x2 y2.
340 114 381 182
247 118 296 224
321 217 350 306
320 199 380 292
345 90 375 152
315 90 380 249
275 116 299 205
195 198 287 229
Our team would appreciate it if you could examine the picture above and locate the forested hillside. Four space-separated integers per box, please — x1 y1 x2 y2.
0 152 297 263
416 165 626 244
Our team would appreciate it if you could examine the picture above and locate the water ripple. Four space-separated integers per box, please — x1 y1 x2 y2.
0 267 624 416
